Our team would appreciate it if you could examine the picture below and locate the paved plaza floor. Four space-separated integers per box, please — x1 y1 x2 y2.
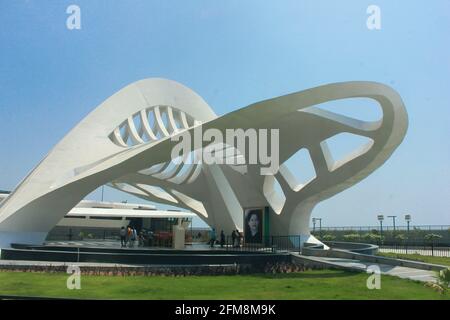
317 257 438 283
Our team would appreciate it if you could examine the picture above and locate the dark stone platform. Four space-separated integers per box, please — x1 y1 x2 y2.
1 243 290 266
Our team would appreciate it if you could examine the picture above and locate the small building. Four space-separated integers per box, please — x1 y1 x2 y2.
1 192 195 243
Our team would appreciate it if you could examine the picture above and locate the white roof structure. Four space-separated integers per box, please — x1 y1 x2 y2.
0 78 408 248
66 200 196 219
1 195 195 219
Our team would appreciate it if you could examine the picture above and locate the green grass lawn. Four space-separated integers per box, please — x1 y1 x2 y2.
0 269 447 300
377 252 450 267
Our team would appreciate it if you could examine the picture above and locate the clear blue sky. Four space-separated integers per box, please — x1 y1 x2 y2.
0 1 449 228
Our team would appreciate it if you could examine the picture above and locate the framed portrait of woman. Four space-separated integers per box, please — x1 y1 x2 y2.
243 208 264 244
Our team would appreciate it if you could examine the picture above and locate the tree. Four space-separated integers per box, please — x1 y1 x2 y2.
424 233 443 256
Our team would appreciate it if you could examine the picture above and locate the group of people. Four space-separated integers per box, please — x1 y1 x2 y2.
119 226 139 248
209 228 242 248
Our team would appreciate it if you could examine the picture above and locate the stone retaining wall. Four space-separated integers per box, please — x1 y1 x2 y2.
0 261 322 276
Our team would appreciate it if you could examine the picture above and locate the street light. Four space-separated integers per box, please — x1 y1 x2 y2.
387 215 397 237
377 215 384 243
315 218 322 237
312 218 316 234
405 214 412 253
312 218 322 236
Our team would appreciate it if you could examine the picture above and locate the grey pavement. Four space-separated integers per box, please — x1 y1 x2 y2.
318 257 438 283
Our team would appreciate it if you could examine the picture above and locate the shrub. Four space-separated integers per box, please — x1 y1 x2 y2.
322 234 336 241
424 233 443 241
439 268 450 287
395 234 407 241
343 233 361 241
362 233 382 243
428 268 450 294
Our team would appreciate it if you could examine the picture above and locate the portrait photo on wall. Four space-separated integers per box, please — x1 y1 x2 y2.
244 208 263 244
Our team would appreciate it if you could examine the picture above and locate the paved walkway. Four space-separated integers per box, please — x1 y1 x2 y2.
318 257 438 283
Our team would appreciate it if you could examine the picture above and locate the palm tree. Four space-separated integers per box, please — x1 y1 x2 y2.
424 233 443 256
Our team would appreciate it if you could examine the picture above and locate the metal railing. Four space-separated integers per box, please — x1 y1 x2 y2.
315 225 450 231
312 231 450 257
378 244 450 257
311 225 450 247
207 235 302 253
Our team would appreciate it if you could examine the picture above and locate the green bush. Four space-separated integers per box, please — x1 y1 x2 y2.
432 268 450 294
395 234 407 241
362 233 383 242
322 234 336 241
425 233 443 241
439 268 450 286
343 233 361 241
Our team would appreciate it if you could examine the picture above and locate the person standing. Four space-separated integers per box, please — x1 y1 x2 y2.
209 228 216 248
235 229 241 248
220 230 225 248
148 230 154 247
130 228 137 248
126 226 132 248
138 231 144 247
119 226 126 248
231 230 236 248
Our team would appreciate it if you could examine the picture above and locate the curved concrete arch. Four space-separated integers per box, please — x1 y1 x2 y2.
0 79 407 248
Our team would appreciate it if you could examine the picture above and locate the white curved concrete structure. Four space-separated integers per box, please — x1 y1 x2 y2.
0 78 408 248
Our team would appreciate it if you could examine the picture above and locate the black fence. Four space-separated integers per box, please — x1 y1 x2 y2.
378 244 450 257
311 224 450 247
208 235 302 253
311 227 450 257
316 225 450 232
312 225 450 248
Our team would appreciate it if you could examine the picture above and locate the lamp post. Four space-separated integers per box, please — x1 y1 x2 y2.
312 218 316 234
405 214 411 254
317 218 322 237
387 215 397 243
377 215 384 245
